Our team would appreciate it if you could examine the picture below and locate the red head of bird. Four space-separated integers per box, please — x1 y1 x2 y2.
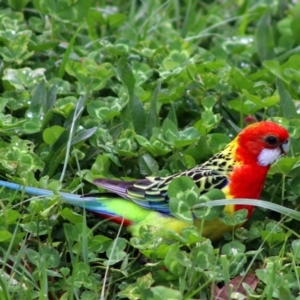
235 121 289 167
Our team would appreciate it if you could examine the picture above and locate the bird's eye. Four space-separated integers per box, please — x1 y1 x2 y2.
265 135 279 146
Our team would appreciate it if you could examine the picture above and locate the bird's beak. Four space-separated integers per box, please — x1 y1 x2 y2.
281 140 289 155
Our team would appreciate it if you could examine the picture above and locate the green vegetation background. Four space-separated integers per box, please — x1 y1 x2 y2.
1 0 300 299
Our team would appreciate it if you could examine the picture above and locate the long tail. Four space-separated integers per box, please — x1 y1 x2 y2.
0 180 159 226
0 180 101 206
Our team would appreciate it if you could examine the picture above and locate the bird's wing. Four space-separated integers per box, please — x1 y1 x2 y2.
94 167 229 215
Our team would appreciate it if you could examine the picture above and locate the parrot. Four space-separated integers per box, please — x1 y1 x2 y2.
0 121 290 240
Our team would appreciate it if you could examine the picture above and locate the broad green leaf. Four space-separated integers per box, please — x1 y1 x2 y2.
168 177 199 223
193 239 215 270
208 134 231 153
26 248 39 266
105 238 127 265
107 13 126 29
91 155 111 176
89 235 112 253
277 78 298 120
41 246 60 268
138 154 159 176
22 221 48 236
222 240 246 256
87 100 120 121
164 243 185 276
43 126 65 145
118 57 146 135
64 223 80 242
150 286 183 300
261 231 287 248
192 189 225 220
269 157 299 175
3 67 45 90
162 119 179 143
8 0 30 9
229 68 253 91
219 209 248 226
71 127 98 145
255 10 275 61
0 230 12 242
0 136 44 174
52 0 92 22
72 262 91 288
2 210 20 224
0 33 33 64
118 273 154 299
61 207 84 224
175 127 200 148
263 60 284 80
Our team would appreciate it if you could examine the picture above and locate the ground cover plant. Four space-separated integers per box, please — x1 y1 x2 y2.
1 0 300 299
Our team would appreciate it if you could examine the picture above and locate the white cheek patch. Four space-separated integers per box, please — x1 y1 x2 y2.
257 148 282 167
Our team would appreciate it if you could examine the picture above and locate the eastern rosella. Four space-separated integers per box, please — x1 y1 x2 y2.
0 121 289 240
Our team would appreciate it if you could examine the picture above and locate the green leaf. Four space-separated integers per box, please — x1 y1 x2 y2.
8 0 30 10
175 127 200 148
192 189 225 220
263 60 284 80
208 134 231 153
147 81 160 137
138 154 159 176
229 68 253 91
87 98 122 121
167 103 178 127
61 207 84 224
105 238 127 265
30 79 46 110
107 13 126 28
58 24 84 78
3 210 20 224
162 119 179 143
0 136 44 174
41 246 60 268
117 56 135 100
0 230 12 242
71 127 98 145
118 56 146 135
277 78 298 120
53 0 92 22
3 67 45 90
255 10 275 61
63 223 80 242
222 240 246 256
269 157 299 175
193 239 215 270
72 262 91 288
150 286 183 300
43 126 65 145
168 177 200 223
89 235 112 253
261 231 287 247
118 273 154 299
219 209 248 226
0 33 33 64
164 243 185 275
